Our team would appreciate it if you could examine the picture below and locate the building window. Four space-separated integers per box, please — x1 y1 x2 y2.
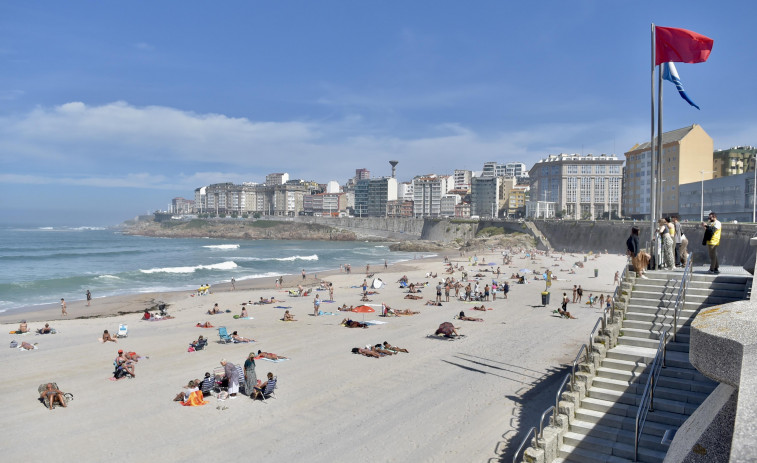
566 165 578 174
595 165 606 174
581 165 592 174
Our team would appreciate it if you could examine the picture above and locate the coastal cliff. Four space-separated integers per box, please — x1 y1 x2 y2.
121 219 358 241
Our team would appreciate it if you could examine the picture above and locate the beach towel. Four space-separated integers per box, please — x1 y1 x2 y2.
181 390 208 406
261 357 290 363
233 316 254 320
363 320 387 325
317 311 338 316
274 306 292 309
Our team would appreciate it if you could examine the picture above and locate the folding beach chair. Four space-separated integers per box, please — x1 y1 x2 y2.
217 326 232 344
116 324 128 338
252 377 277 402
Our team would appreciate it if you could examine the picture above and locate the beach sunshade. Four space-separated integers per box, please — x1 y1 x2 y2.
372 278 384 289
352 304 375 321
352 305 375 313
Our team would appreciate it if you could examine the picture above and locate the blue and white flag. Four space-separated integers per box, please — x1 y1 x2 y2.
662 62 700 110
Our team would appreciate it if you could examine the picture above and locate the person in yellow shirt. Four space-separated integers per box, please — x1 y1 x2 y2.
702 212 721 274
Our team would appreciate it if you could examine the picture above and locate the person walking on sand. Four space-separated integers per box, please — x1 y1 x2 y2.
577 286 583 303
302 269 306 280
313 294 321 316
614 271 620 286
231 278 236 291
61 298 67 316
86 290 91 306
328 282 334 301
572 285 577 303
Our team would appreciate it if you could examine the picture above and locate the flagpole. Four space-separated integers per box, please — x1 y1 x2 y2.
650 24 657 248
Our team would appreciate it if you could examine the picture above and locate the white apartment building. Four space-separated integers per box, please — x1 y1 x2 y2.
398 182 414 201
454 169 472 191
412 174 453 217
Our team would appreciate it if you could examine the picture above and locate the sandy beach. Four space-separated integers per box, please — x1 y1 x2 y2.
1 248 627 462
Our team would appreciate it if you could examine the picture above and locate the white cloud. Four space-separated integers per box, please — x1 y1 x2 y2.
0 101 649 190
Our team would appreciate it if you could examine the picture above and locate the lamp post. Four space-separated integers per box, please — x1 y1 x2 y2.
700 170 714 222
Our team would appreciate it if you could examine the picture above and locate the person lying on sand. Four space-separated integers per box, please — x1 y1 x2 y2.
394 309 419 316
457 311 483 322
471 305 490 311
231 331 253 342
351 347 380 358
404 294 423 300
207 303 222 315
425 300 442 306
338 304 354 311
101 330 117 343
257 350 288 360
370 344 396 356
383 341 408 353
20 341 38 350
40 383 67 410
341 318 369 329
196 322 214 328
282 310 297 321
554 308 577 319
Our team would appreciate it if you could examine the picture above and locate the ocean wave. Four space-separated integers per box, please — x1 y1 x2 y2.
236 272 282 281
140 261 238 274
236 254 318 262
96 274 121 280
202 244 240 250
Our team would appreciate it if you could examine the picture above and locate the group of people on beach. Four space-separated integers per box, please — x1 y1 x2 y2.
351 341 409 358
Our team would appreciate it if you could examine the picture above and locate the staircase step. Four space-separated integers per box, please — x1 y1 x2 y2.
581 397 688 427
588 385 708 410
591 374 716 396
559 437 666 462
573 408 671 437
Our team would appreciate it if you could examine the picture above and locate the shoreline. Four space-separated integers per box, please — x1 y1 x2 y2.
0 253 447 324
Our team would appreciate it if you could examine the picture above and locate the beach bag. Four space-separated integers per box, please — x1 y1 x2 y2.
702 227 713 246
10 340 18 348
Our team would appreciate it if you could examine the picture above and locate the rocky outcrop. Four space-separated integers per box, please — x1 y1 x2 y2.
121 219 358 241
388 241 452 252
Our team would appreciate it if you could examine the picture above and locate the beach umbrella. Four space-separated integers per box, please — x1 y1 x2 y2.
372 278 384 289
352 305 375 321
519 268 533 274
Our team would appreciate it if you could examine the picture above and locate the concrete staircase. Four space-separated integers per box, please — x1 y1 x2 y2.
550 269 752 463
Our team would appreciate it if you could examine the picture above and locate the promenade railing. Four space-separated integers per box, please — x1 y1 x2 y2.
634 328 669 461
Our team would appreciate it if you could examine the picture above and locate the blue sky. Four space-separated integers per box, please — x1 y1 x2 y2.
1 1 755 226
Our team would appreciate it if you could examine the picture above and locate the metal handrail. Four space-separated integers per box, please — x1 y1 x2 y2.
588 315 607 353
634 328 669 461
670 252 694 342
538 406 556 439
553 373 571 420
571 344 588 388
512 427 537 463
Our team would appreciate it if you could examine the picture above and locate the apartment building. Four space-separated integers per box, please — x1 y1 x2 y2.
713 146 757 178
303 192 347 216
412 174 453 217
454 169 472 192
529 153 623 219
471 176 502 217
354 177 398 217
624 124 713 219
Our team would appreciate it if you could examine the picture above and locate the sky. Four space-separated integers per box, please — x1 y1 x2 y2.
1 1 756 226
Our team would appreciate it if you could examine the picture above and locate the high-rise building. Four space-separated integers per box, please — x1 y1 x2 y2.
624 124 713 218
353 177 398 217
504 162 527 178
454 169 472 191
265 173 289 186
529 153 624 219
412 175 453 217
355 168 370 180
471 176 502 217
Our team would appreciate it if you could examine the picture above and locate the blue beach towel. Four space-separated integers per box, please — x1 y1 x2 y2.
274 306 292 309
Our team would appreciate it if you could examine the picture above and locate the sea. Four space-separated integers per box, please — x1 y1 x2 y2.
0 225 424 314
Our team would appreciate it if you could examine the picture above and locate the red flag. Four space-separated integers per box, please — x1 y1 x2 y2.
655 26 713 66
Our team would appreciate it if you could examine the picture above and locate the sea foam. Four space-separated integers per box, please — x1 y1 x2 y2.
140 261 238 274
202 244 240 250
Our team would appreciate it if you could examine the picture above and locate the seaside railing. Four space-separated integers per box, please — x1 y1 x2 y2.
670 252 694 342
512 427 537 463
634 328 669 461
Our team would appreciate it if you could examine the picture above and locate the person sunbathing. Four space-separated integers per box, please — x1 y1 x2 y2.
554 308 577 319
40 383 67 410
338 304 354 311
383 341 409 353
17 320 29 333
251 372 277 399
116 349 136 377
20 341 38 350
190 336 206 349
196 321 214 328
371 344 396 355
100 329 117 343
341 318 368 328
37 323 52 334
457 311 483 322
425 300 442 306
207 303 222 315
231 331 253 342
351 347 380 358
124 351 142 362
257 350 288 360
404 294 423 300
471 305 489 311
282 310 297 321
394 309 419 315
256 297 272 305
407 283 418 293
